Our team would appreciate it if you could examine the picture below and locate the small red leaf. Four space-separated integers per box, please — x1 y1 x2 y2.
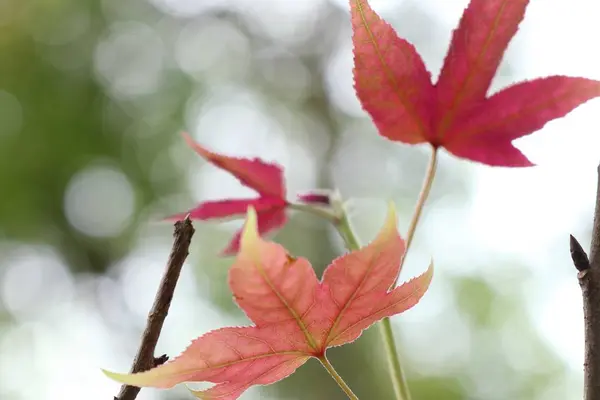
104 204 433 399
351 0 436 144
174 134 288 255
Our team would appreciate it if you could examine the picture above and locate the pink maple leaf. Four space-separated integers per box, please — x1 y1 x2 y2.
351 0 600 166
105 204 433 399
170 133 288 255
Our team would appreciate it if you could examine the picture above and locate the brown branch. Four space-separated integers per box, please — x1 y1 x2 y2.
571 164 600 400
114 217 195 400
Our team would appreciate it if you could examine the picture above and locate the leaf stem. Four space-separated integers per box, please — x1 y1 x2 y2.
379 318 410 400
292 146 438 400
335 146 437 400
333 207 410 400
392 145 438 286
318 355 360 400
383 145 439 399
335 210 362 250
287 202 339 222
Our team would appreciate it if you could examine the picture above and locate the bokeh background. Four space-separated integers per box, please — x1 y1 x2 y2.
1 0 600 399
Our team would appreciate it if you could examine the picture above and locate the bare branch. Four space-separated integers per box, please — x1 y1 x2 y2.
114 217 195 400
574 163 600 400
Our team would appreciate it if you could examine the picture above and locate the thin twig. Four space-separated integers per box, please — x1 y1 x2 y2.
572 163 600 400
114 217 195 400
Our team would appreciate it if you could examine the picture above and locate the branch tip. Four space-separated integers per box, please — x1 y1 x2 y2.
570 234 590 272
154 354 169 366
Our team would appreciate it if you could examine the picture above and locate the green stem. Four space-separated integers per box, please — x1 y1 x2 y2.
336 210 362 250
318 355 360 400
292 146 438 400
380 318 411 400
392 146 438 286
334 208 410 400
287 202 339 222
332 146 439 400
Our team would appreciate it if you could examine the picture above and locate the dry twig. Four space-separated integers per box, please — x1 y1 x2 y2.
113 217 195 400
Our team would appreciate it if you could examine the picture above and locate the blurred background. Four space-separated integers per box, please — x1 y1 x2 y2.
1 0 600 399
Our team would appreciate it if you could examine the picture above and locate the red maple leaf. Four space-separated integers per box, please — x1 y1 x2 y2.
351 0 600 166
170 133 288 255
105 204 433 399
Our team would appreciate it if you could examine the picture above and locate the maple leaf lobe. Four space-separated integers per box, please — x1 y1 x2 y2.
351 0 436 144
182 133 285 198
435 0 529 131
444 76 600 166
